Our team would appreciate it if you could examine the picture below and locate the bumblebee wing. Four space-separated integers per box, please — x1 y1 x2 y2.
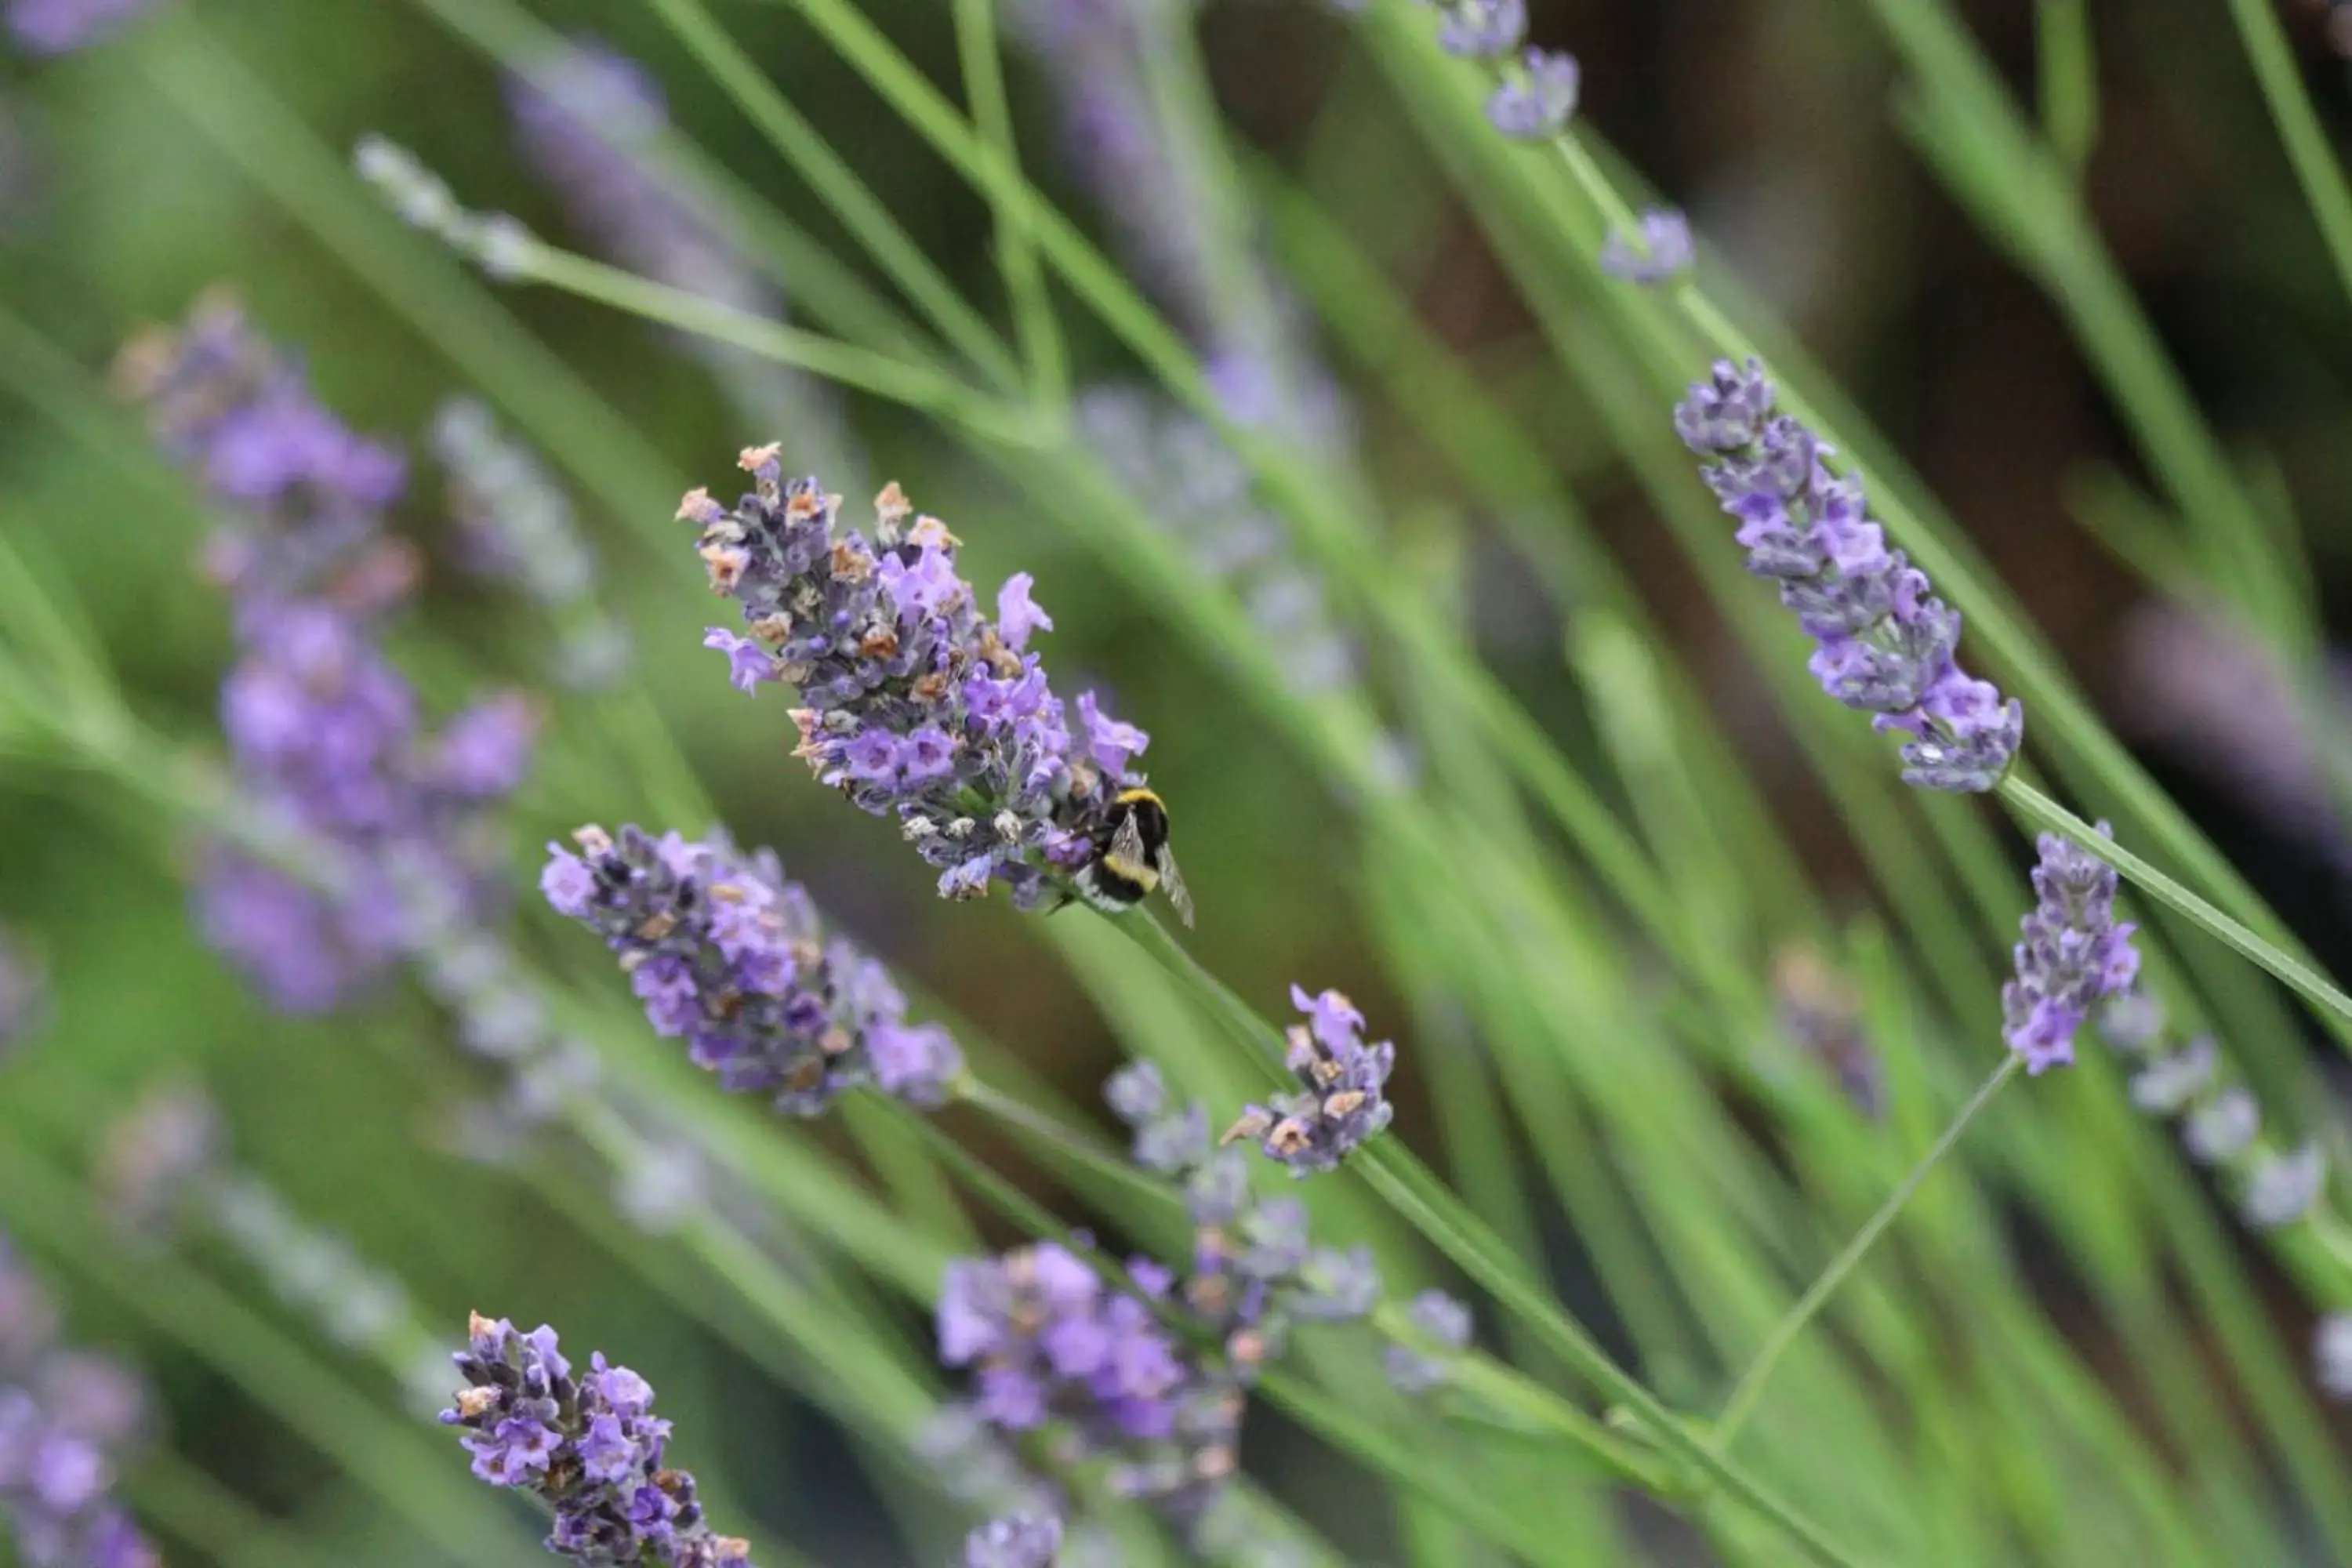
1155 843 1196 928
1108 808 1149 873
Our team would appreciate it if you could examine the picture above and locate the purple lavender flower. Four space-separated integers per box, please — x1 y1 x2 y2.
1600 209 1694 285
544 823 964 1115
2318 1312 2352 1400
442 1314 753 1566
5 0 150 55
2002 829 2140 1075
1221 985 1396 1176
685 459 1158 912
1486 48 1580 140
1383 1290 1473 1395
0 1239 158 1568
1434 0 1526 60
121 297 539 1012
1675 360 2023 791
964 1512 1065 1568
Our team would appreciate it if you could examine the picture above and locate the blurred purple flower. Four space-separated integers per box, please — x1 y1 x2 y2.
544 823 964 1115
1486 48 1580 140
1383 1290 1473 1395
964 1512 1064 1568
1600 209 1694 285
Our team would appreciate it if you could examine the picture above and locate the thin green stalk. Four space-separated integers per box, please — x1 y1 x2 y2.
2002 777 2352 1028
508 241 1041 443
2220 0 2352 315
1713 1053 2023 1449
2036 0 2098 179
637 0 1025 390
951 0 1067 406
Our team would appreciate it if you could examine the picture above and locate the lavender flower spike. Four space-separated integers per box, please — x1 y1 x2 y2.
442 1314 753 1566
1675 360 2024 791
544 824 964 1115
2002 827 2141 1074
685 457 1158 913
1384 1290 1474 1395
1222 985 1396 1176
1600 209 1695 285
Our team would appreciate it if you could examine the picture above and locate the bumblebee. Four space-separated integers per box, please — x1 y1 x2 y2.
1074 787 1194 928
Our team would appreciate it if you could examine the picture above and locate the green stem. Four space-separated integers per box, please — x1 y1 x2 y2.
2002 777 2352 1029
510 241 1040 443
2035 0 2098 179
2221 0 2352 317
951 0 1067 407
1713 1053 2023 1449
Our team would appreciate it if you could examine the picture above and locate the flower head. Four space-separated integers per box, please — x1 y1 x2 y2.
6 0 152 56
441 1315 752 1566
1675 360 2023 791
689 461 1152 909
1221 986 1396 1176
1384 1290 1474 1395
964 1512 1064 1568
545 824 964 1115
2002 829 2140 1074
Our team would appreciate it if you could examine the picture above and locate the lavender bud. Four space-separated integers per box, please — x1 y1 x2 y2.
1599 208 1694 285
2318 1312 2352 1400
1436 0 1526 60
2000 829 2142 1075
1383 1290 1474 1395
2128 1037 2218 1116
1486 48 1579 140
2183 1088 2260 1165
546 824 965 1115
2241 1145 2327 1230
5 0 150 55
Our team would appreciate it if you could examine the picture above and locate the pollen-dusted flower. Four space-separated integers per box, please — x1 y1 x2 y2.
1600 208 1694 285
1221 985 1396 1176
686 458 1155 909
544 823 964 1114
2002 829 2140 1075
1383 1290 1474 1395
964 1513 1065 1568
1675 360 2024 791
1486 47 1581 140
0 1236 159 1568
441 1314 753 1566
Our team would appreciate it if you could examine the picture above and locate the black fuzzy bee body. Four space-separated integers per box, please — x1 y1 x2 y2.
1074 787 1194 927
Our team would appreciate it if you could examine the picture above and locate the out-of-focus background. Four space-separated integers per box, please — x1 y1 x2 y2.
8 1 2352 1562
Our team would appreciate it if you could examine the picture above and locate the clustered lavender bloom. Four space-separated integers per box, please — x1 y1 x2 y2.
1221 985 1396 1177
1599 209 1695 285
430 398 630 690
443 1314 752 1566
1675 361 2024 791
937 1059 1378 1531
4 0 150 55
118 294 540 1012
687 456 1156 910
2002 829 2140 1075
2098 993 2328 1232
504 39 860 483
964 1513 1063 1568
0 1236 158 1568
544 823 964 1114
